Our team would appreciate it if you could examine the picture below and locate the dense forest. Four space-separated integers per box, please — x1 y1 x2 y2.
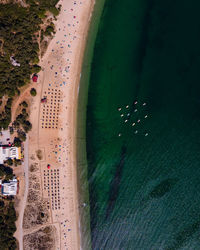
0 164 16 249
0 199 17 250
0 0 60 248
0 0 60 129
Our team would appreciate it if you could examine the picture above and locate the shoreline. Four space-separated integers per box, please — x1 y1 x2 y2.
70 0 97 249
19 0 97 249
76 0 106 248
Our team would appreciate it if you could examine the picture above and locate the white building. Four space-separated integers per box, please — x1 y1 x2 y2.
1 178 18 196
0 146 21 164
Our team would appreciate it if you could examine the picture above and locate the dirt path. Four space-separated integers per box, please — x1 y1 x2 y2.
14 138 29 250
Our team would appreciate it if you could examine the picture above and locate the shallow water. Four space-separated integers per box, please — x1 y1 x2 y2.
86 0 200 249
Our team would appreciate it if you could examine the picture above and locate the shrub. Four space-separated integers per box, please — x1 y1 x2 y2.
22 120 32 132
49 7 60 16
9 126 14 134
17 130 26 141
13 137 22 147
32 64 41 73
44 23 55 36
13 158 22 166
21 101 28 108
5 158 13 166
16 88 20 96
30 88 37 96
12 120 20 129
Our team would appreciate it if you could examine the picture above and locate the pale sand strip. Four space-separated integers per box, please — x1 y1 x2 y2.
26 0 95 249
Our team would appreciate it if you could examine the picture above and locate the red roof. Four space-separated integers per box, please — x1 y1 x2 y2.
41 98 47 103
32 75 38 82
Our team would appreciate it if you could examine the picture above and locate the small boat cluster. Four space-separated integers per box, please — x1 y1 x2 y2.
117 101 149 137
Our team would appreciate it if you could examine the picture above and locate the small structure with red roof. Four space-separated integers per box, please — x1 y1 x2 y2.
41 97 47 103
32 74 38 82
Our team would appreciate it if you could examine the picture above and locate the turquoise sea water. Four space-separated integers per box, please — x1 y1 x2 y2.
77 0 105 248
86 0 200 249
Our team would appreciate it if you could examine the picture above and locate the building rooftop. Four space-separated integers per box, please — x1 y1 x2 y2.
0 146 21 164
1 178 18 196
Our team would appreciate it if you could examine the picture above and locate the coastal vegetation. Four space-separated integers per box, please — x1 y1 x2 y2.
0 200 17 250
21 101 28 108
44 23 56 37
0 164 13 180
30 88 37 96
0 0 60 130
0 165 17 249
24 225 56 250
0 98 13 130
36 149 43 160
12 106 32 143
0 0 60 248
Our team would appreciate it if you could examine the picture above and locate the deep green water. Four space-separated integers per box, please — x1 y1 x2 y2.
86 0 200 249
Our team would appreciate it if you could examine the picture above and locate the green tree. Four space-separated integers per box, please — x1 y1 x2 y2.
32 64 41 73
12 120 20 129
16 88 20 96
30 88 37 96
17 129 26 141
49 7 60 16
5 158 13 166
22 120 32 132
13 158 21 166
4 166 13 180
9 126 14 134
13 137 21 147
21 101 28 108
0 166 5 177
44 24 55 36
22 108 27 115
0 201 4 209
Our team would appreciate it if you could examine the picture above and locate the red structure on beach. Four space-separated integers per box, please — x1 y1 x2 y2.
32 74 38 82
41 97 47 103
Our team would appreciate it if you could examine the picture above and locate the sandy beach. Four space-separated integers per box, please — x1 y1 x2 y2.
18 0 95 249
